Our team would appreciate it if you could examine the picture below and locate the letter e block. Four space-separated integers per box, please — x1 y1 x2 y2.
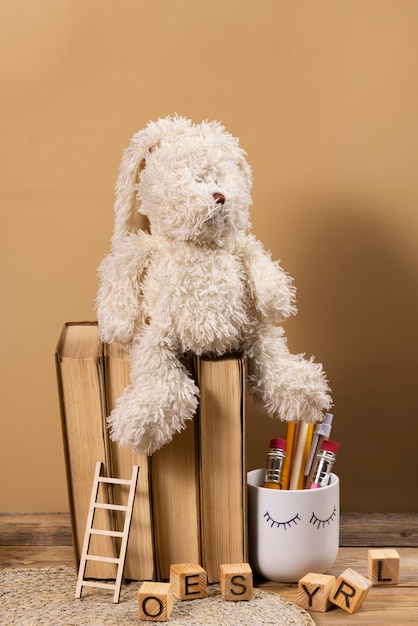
220 563 253 601
368 549 400 585
138 582 173 622
170 563 207 600
298 572 336 612
330 568 372 614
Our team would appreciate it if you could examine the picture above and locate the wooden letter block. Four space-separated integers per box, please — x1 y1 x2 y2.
368 549 400 585
298 572 336 612
220 563 253 601
170 563 207 600
138 582 173 622
330 568 372 614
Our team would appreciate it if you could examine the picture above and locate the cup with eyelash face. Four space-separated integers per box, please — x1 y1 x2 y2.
247 468 340 582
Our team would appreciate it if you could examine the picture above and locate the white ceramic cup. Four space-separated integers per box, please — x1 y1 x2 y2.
247 468 340 582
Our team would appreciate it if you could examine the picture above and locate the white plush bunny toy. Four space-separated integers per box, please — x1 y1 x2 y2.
97 116 331 455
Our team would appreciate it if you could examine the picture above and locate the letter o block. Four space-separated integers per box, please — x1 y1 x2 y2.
138 582 173 622
368 549 400 585
298 572 336 612
330 568 372 614
170 563 207 600
220 563 253 601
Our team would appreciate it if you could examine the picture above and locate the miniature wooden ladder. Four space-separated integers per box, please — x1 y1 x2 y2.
75 461 139 603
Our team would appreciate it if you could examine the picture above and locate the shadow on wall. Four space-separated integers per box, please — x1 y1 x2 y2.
247 197 418 512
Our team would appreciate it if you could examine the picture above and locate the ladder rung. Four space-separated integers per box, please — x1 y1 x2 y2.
90 528 124 538
80 580 117 590
94 503 128 511
98 477 132 485
86 555 121 564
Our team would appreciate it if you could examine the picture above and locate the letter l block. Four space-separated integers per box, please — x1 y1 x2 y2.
368 549 400 585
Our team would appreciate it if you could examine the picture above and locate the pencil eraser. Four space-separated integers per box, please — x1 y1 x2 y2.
321 440 339 454
270 438 287 450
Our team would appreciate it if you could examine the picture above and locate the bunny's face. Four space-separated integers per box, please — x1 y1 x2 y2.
136 121 252 245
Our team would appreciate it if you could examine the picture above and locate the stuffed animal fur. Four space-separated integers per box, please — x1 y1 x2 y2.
96 116 331 455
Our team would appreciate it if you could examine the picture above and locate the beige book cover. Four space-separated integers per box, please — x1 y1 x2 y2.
56 322 116 579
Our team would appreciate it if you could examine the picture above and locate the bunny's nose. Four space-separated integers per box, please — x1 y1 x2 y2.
213 192 225 205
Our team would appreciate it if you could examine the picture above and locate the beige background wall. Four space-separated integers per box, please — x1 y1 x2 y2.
1 1 417 513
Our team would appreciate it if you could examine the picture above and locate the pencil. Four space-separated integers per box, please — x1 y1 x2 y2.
297 423 314 489
289 421 310 490
281 421 297 490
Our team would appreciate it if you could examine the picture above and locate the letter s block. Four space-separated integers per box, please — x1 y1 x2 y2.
170 563 207 600
368 549 400 585
138 582 173 622
298 572 336 612
330 568 372 614
220 563 253 601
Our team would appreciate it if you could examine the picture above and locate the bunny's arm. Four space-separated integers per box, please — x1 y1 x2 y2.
96 231 155 344
235 234 297 323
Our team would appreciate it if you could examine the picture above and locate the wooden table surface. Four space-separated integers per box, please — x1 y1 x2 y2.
1 512 417 625
258 546 417 625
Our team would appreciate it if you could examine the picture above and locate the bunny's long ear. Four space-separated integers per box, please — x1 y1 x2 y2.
111 115 193 246
112 146 148 245
111 119 165 246
111 125 158 245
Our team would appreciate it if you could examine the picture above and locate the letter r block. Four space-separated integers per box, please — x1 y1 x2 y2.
220 563 253 601
330 568 372 614
138 581 173 622
298 572 336 612
169 563 207 600
368 549 400 585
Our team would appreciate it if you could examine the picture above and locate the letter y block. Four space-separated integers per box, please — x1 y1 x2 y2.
298 572 336 612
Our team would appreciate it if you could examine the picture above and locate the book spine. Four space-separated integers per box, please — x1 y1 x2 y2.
150 358 201 580
197 355 248 583
104 342 155 581
56 322 116 579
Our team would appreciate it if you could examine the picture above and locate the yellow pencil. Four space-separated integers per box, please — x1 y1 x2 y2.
281 422 297 490
289 421 310 490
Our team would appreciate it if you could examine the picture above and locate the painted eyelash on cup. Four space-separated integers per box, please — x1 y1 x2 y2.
309 505 337 529
263 511 301 530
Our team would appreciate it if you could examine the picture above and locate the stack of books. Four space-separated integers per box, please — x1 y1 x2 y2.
56 322 247 582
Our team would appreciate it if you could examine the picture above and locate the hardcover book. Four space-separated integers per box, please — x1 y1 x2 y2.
56 323 247 582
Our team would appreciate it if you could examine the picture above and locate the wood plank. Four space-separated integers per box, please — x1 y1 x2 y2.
0 545 75 569
0 513 72 546
2 512 417 549
340 513 418 547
